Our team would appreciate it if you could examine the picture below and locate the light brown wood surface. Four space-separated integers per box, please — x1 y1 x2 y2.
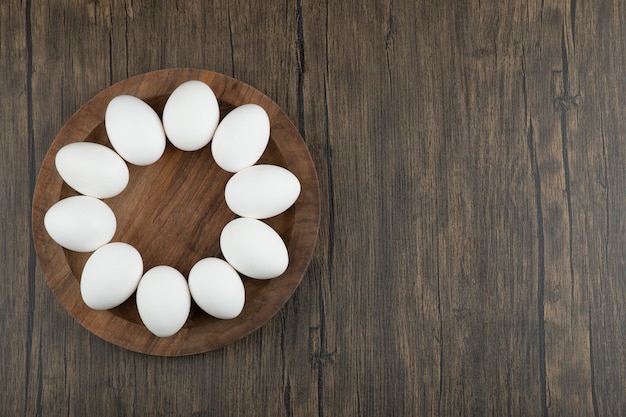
2 0 626 415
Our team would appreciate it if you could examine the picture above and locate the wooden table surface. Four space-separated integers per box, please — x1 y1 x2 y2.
3 0 625 415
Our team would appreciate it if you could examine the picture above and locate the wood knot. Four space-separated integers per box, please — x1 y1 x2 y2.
551 70 581 112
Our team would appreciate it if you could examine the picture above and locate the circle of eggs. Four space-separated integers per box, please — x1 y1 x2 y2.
44 80 302 338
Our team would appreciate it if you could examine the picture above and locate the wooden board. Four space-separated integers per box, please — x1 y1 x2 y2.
31 69 320 355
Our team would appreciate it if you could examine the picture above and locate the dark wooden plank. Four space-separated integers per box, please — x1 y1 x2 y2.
568 1 626 416
298 1 336 415
522 0 609 415
310 0 429 414
24 1 115 416
0 1 31 415
422 2 545 415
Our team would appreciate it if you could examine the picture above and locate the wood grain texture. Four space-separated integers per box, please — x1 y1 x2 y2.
3 0 626 415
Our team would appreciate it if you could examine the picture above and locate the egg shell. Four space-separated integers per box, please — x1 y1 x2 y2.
211 104 270 172
225 164 301 219
188 257 245 319
220 218 288 279
162 80 220 151
55 142 129 199
44 196 116 252
105 95 166 166
136 266 191 337
80 242 143 310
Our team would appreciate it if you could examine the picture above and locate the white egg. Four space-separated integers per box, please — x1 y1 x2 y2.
55 142 129 199
105 95 166 166
225 164 301 219
220 218 288 279
211 104 270 172
44 196 116 252
136 266 190 337
188 257 245 319
80 242 143 310
162 80 220 151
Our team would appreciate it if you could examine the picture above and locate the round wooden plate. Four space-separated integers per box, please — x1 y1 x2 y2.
31 69 320 356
